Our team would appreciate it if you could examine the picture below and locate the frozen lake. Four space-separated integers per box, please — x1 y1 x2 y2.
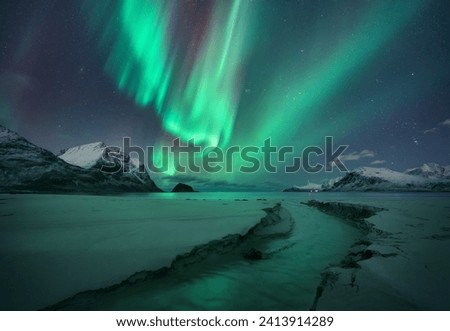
0 192 449 310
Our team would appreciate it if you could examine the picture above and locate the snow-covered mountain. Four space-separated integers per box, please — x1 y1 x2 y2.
283 181 322 192
59 141 143 175
285 165 450 192
321 176 343 190
0 125 161 193
405 163 450 180
327 166 449 192
59 142 108 169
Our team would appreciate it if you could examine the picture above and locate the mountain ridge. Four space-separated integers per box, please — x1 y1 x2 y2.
285 165 450 192
0 125 161 193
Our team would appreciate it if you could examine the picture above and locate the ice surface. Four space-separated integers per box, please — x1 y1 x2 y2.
1 192 449 310
309 194 450 310
48 198 361 310
0 194 268 310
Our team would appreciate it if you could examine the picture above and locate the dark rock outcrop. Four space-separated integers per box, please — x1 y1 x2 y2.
283 186 305 192
302 200 385 233
303 200 385 221
305 200 396 310
171 183 197 192
330 171 387 190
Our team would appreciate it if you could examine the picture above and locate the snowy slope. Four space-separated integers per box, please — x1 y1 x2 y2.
326 166 449 191
352 167 428 185
0 125 161 193
0 126 21 141
59 142 107 169
321 176 344 190
405 163 450 179
59 140 154 188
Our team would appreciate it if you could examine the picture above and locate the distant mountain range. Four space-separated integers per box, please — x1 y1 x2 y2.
284 164 450 192
0 125 161 193
283 181 322 192
404 163 450 179
2 125 449 193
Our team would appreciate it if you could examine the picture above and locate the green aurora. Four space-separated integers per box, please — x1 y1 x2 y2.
84 0 255 148
82 0 427 177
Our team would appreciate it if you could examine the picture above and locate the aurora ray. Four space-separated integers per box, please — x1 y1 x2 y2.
82 0 173 110
82 0 430 180
83 0 255 148
220 0 427 182
162 0 254 147
233 0 428 148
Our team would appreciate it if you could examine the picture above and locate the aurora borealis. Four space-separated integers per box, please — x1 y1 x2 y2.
84 0 255 148
0 0 449 190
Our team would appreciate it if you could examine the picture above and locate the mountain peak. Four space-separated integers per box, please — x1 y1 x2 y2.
0 125 22 143
0 126 161 193
59 142 107 169
319 165 449 192
405 163 450 179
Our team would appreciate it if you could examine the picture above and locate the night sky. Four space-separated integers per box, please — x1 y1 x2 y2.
0 0 449 190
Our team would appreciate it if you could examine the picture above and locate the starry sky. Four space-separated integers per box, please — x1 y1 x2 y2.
0 0 449 191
